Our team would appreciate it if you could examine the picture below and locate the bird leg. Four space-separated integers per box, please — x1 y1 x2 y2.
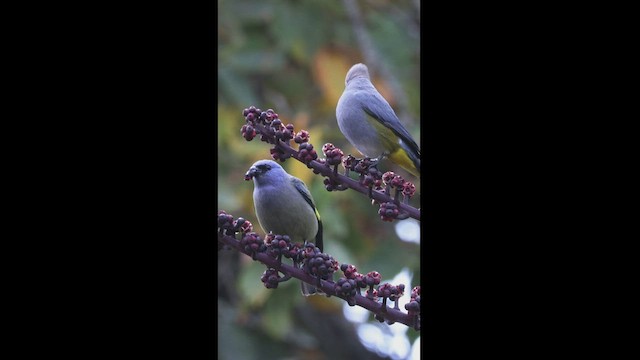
369 156 381 168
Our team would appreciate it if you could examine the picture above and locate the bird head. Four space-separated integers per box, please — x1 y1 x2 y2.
345 63 370 85
244 160 282 181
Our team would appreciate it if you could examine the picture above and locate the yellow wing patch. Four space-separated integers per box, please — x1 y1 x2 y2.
388 148 420 177
366 115 401 151
364 114 419 177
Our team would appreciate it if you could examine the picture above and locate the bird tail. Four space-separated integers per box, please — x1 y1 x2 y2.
389 141 420 177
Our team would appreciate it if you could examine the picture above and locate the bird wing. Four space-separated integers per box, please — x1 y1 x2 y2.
290 177 323 251
357 91 421 158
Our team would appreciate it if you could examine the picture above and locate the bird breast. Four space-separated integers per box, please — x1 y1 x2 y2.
254 187 318 242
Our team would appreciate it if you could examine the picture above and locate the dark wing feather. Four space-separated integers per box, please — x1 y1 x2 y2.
291 177 323 251
358 91 421 159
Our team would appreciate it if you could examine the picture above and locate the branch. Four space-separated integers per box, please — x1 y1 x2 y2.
267 124 420 220
242 109 420 222
218 229 421 330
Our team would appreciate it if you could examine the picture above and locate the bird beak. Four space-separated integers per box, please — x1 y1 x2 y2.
245 166 259 181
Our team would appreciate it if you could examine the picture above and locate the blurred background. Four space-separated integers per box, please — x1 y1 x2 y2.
218 0 421 359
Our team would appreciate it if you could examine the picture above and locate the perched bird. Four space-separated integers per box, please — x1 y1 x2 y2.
336 63 421 177
244 159 323 296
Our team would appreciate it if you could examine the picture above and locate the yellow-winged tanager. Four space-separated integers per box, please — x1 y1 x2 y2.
336 63 421 177
245 159 323 296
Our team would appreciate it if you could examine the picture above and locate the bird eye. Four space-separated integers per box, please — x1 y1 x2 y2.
258 164 270 171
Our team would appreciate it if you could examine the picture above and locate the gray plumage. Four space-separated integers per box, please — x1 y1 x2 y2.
336 63 420 176
245 159 323 296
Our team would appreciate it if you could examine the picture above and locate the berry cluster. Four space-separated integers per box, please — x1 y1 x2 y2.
341 156 385 194
351 157 377 176
264 233 291 261
378 283 405 309
294 129 310 144
363 167 384 190
261 268 282 289
382 171 396 186
301 243 339 282
241 106 262 141
402 182 416 198
242 106 322 166
341 154 357 174
375 282 407 324
260 108 278 124
405 286 421 313
241 106 294 161
386 172 405 189
240 232 266 259
232 217 253 234
336 264 367 305
242 106 260 122
340 263 359 279
322 143 344 166
376 171 418 221
218 211 256 240
334 278 358 306
343 157 419 222
364 271 382 300
297 142 318 165
217 210 235 236
339 265 413 323
378 201 400 222
382 171 416 202
270 119 293 142
335 264 367 306
270 146 290 162
404 286 421 329
320 143 350 191
240 123 256 141
283 242 304 263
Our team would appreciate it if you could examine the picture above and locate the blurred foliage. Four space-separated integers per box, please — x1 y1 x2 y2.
218 0 420 358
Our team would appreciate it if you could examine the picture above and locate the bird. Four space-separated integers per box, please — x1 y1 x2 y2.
336 63 421 177
244 159 324 296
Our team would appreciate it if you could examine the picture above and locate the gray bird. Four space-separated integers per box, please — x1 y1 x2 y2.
336 63 421 177
245 159 323 296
